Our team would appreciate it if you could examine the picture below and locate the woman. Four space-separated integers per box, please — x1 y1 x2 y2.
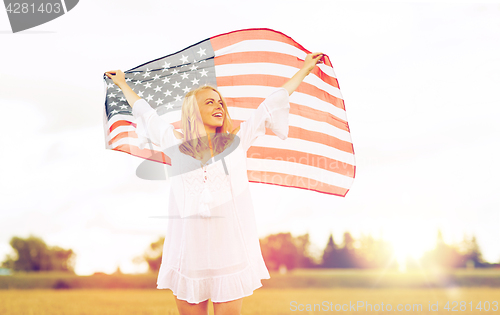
105 52 323 315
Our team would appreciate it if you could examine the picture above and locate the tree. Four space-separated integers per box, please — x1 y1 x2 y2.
1 235 76 272
113 265 123 275
336 232 357 268
133 237 164 272
458 234 486 268
321 233 338 268
259 233 299 271
293 233 317 268
321 232 357 268
320 232 398 269
421 229 465 269
356 234 396 269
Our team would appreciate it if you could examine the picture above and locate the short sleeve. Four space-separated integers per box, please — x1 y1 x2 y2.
132 98 178 150
237 87 290 152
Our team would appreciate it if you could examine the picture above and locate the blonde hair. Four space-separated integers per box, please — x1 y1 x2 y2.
178 85 235 160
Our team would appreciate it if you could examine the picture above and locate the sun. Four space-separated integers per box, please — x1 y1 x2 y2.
382 221 436 272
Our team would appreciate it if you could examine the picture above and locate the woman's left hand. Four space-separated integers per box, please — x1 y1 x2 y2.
281 52 325 95
302 52 324 75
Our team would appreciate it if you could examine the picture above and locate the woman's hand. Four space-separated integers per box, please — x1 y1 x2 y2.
281 52 325 96
302 52 324 75
105 70 127 88
105 70 141 108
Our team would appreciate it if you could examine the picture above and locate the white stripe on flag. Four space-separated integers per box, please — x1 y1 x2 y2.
252 136 355 166
247 158 354 189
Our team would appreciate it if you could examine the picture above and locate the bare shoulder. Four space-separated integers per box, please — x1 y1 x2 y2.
173 129 183 139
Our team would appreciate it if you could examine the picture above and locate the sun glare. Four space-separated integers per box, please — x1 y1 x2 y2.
383 222 436 272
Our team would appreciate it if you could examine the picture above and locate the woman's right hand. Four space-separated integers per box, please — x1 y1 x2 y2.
302 52 324 75
105 70 127 88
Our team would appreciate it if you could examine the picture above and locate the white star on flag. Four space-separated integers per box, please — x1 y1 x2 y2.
197 47 206 57
180 55 189 63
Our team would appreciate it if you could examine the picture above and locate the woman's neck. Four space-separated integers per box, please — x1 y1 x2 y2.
204 126 216 149
204 125 216 136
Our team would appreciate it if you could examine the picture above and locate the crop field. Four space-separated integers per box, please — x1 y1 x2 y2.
0 269 499 314
1 287 500 314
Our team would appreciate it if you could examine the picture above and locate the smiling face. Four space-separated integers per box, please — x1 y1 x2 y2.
196 88 225 134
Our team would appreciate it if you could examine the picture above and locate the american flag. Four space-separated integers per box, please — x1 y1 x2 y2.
103 28 355 197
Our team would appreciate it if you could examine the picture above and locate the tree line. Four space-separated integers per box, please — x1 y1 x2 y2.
2 229 497 273
1 235 76 273
257 229 496 271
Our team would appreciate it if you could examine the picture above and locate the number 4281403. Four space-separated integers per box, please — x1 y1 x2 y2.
6 3 62 14
443 301 498 312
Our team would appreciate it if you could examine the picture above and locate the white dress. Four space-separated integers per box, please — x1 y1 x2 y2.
132 87 290 304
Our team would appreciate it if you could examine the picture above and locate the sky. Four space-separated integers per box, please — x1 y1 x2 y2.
0 0 499 275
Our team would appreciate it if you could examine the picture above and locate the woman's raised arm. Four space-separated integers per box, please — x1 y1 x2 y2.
105 70 141 107
281 52 324 96
104 69 182 149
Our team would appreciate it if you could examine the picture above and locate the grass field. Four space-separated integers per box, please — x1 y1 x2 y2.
2 268 500 289
1 269 499 314
1 288 499 314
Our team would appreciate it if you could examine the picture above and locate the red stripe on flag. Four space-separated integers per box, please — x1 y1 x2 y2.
288 126 353 154
108 129 137 146
171 121 181 129
109 119 134 133
225 97 349 132
247 170 348 196
247 147 355 178
211 28 308 53
217 74 344 110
